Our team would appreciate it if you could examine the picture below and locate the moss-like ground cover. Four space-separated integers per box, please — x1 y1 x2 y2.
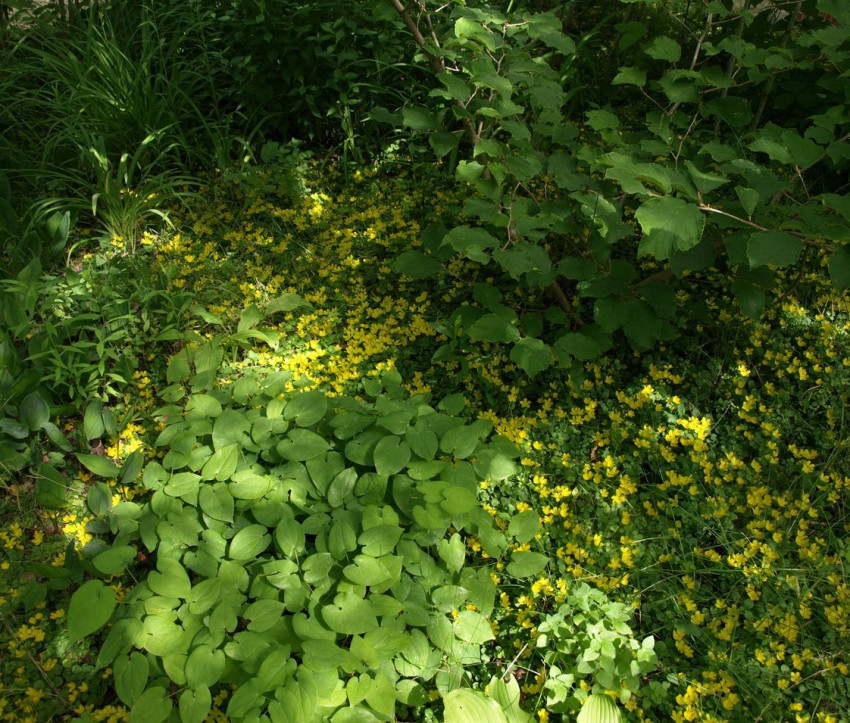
1 160 849 722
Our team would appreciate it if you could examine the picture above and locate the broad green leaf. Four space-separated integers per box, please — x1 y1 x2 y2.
586 110 620 131
358 525 402 557
34 463 69 509
829 246 850 291
87 481 113 515
244 599 286 632
185 645 226 689
506 551 549 578
93 545 136 575
372 436 411 476
644 35 681 62
508 511 540 543
284 391 328 427
167 356 191 383
684 161 727 194
437 533 465 573
84 400 105 440
612 66 646 87
511 338 553 379
393 250 441 279
454 610 495 644
403 106 440 131
229 524 271 560
201 444 239 481
114 652 148 706
76 453 119 478
266 293 312 314
468 314 520 343
442 225 498 261
636 197 705 259
736 187 760 216
188 578 222 615
149 557 191 599
554 332 601 362
130 686 172 723
68 580 116 643
18 392 49 431
179 686 212 723
443 689 508 723
747 231 803 268
576 694 624 723
277 429 331 461
276 518 307 557
323 594 379 635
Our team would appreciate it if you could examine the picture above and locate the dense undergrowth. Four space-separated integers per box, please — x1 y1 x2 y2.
2 0 850 721
2 160 849 721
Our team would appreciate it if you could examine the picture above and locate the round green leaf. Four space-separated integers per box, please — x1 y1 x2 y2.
114 652 148 707
506 551 549 578
229 524 271 560
323 594 378 635
93 545 137 575
179 686 212 723
284 391 328 427
277 429 332 461
454 609 495 644
372 436 411 476
68 580 116 643
185 645 226 689
130 686 172 723
636 197 705 260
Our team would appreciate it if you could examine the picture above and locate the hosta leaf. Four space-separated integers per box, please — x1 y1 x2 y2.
443 689 508 723
576 694 624 723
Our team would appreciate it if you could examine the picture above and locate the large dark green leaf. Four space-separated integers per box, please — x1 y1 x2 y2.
636 197 705 259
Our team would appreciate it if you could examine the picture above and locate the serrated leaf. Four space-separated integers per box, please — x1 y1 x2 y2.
612 66 646 87
393 250 441 279
747 231 803 268
636 197 705 259
645 35 681 62
468 314 520 343
510 338 553 378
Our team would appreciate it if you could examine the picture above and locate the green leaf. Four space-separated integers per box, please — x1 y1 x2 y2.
372 436 411 476
229 524 271 560
19 392 49 431
403 106 440 131
167 356 191 383
576 694 624 723
114 652 148 707
188 578 222 615
93 545 137 575
612 66 646 87
130 686 172 723
84 400 105 441
77 453 119 478
437 533 466 573
508 511 540 543
149 557 191 599
284 391 328 427
442 225 498 262
467 314 520 343
444 689 508 723
266 293 312 314
747 231 803 268
68 580 116 643
185 645 226 689
829 246 850 291
87 481 112 515
586 109 620 132
34 463 69 509
454 610 495 644
644 35 681 62
393 250 441 279
554 332 602 362
277 429 332 461
201 443 239 481
736 187 760 216
179 686 212 723
429 132 461 158
636 197 705 259
684 161 727 194
506 551 549 578
323 594 379 635
509 338 552 378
